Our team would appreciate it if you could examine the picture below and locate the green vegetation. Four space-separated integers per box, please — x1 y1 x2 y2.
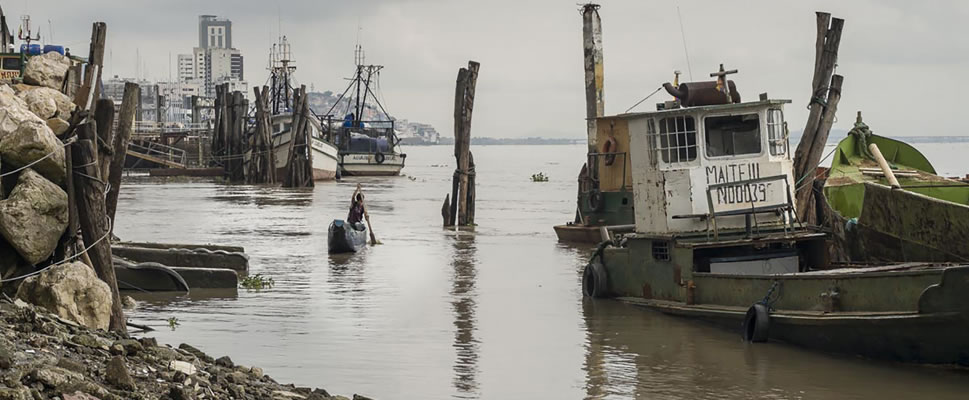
167 316 179 331
240 274 275 290
531 172 549 182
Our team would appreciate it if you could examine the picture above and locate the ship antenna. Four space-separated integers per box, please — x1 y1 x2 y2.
676 2 693 81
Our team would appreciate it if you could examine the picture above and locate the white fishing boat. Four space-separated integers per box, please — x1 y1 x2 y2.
250 36 340 181
322 45 406 176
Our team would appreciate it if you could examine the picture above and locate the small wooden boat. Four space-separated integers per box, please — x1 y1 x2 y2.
328 220 368 254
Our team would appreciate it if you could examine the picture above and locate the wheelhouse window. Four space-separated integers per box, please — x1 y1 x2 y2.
650 115 697 164
767 109 787 156
1 57 20 71
704 114 761 157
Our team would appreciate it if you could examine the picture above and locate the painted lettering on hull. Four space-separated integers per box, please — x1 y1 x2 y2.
704 163 777 206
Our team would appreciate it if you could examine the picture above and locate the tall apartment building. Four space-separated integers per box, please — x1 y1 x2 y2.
177 15 246 98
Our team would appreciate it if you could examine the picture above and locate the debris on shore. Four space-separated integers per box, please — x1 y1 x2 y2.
0 298 371 400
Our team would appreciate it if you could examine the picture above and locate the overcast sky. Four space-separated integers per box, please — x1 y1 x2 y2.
8 0 969 138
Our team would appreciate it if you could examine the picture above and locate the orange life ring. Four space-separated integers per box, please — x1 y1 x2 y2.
602 137 618 166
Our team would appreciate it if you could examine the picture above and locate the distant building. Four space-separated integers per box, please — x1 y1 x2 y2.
178 15 246 98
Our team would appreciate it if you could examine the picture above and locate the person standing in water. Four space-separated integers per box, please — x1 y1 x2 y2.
348 184 366 230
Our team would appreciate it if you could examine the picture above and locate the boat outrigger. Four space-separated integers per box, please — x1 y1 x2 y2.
322 46 406 177
582 68 969 366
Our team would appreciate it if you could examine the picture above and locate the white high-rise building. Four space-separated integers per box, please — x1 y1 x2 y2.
176 15 246 98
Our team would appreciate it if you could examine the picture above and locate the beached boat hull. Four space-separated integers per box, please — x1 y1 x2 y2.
328 220 368 253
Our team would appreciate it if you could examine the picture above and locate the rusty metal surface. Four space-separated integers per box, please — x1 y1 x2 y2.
663 80 741 107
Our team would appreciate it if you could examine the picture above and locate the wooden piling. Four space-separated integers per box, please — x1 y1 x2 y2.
793 12 845 222
105 82 139 229
446 61 480 227
74 22 105 111
581 3 605 155
249 86 276 184
94 98 115 181
283 86 314 188
73 122 125 333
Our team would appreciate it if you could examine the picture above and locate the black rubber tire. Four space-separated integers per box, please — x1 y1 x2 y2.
582 260 609 298
742 303 771 343
374 152 386 164
587 190 604 212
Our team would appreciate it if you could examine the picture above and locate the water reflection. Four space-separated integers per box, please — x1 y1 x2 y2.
449 230 479 398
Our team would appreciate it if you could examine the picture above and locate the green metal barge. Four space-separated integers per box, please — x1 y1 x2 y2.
583 82 969 365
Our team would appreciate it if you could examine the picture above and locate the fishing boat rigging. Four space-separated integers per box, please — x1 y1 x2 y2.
321 44 406 176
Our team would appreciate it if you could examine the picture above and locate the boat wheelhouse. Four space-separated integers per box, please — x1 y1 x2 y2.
583 77 969 366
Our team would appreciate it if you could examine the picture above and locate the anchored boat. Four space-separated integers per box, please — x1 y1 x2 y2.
583 71 969 366
822 113 969 262
321 46 406 176
248 36 340 181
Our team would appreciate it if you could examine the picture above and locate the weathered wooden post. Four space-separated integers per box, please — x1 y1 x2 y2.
581 3 605 155
283 86 314 188
73 122 126 332
74 22 105 112
249 86 276 184
105 82 139 229
444 61 480 227
94 98 115 180
793 12 845 222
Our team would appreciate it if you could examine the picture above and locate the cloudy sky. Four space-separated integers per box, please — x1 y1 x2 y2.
8 0 969 138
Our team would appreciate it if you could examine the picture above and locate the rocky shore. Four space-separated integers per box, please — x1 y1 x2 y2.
0 298 370 400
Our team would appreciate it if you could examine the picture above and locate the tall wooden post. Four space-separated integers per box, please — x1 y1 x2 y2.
249 86 276 184
94 98 115 181
74 22 105 112
446 61 479 227
793 12 845 222
73 122 126 333
106 82 139 229
581 3 605 155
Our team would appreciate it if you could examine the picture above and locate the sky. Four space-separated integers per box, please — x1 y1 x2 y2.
6 0 969 139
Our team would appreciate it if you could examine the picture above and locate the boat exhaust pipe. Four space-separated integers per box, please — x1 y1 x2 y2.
663 80 741 107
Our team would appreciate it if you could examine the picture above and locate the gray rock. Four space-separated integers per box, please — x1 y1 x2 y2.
226 371 247 384
215 356 233 368
62 392 102 400
352 395 375 400
55 357 88 374
18 87 76 120
29 366 83 391
112 339 143 356
17 262 112 330
0 169 68 264
228 384 245 399
105 356 136 391
0 387 31 400
167 385 194 400
248 366 264 379
0 95 65 184
178 344 214 363
46 117 69 136
23 53 70 91
121 296 137 310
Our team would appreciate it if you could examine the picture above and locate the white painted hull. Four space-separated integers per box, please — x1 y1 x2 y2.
339 152 405 176
273 130 340 181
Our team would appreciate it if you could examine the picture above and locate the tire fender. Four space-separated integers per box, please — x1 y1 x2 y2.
742 303 770 343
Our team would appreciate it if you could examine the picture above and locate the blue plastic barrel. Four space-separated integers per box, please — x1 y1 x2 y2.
42 45 64 55
27 44 42 55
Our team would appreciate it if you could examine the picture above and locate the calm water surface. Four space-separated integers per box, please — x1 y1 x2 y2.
117 143 969 399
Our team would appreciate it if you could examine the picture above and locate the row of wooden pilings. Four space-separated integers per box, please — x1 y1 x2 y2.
211 84 313 187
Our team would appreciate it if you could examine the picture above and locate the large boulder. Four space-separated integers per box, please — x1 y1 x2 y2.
16 261 112 330
23 52 71 91
19 87 76 120
0 169 68 264
0 89 66 184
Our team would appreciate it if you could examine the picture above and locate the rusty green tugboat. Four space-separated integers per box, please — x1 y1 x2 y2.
582 76 969 365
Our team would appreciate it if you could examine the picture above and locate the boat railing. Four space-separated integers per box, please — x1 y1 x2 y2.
699 174 799 240
127 141 188 168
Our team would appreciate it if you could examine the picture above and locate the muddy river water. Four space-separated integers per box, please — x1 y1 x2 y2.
117 143 969 399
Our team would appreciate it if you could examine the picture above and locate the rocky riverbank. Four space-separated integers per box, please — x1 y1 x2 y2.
0 298 370 400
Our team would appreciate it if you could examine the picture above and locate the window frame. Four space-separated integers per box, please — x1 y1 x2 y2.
701 112 765 160
649 115 699 167
767 108 788 156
